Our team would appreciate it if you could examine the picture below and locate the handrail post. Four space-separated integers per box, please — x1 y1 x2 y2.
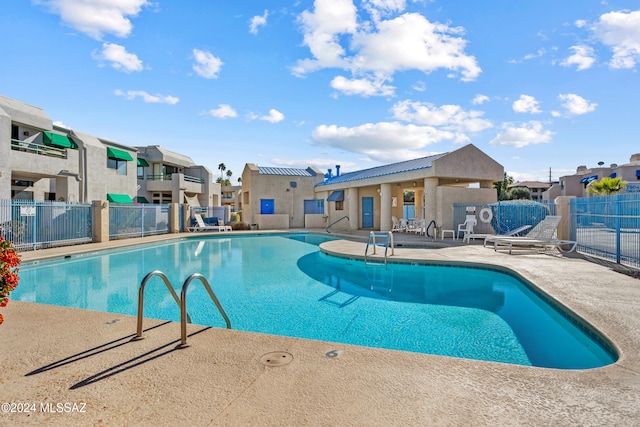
133 270 186 341
178 273 231 349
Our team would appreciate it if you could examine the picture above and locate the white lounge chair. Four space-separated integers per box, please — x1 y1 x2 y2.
188 215 223 232
471 224 532 245
488 216 576 254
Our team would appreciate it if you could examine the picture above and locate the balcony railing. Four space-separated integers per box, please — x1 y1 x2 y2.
146 173 204 184
147 174 172 181
184 175 204 184
11 139 66 159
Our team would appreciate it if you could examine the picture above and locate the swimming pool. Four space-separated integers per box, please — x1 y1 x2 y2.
13 233 616 369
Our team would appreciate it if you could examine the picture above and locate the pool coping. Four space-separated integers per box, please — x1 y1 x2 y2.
2 231 639 426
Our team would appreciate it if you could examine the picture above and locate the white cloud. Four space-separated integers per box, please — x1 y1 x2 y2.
512 95 542 114
293 2 480 97
560 45 596 70
489 121 554 148
391 100 492 133
330 75 395 97
557 93 597 115
575 19 588 28
363 0 407 22
311 121 455 163
472 94 490 105
592 9 640 69
350 13 481 81
36 0 149 40
257 109 285 123
192 49 223 79
250 10 269 35
205 104 237 119
114 90 179 104
93 42 143 72
412 81 426 92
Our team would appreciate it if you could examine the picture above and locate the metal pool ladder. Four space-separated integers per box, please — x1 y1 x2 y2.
133 270 231 349
364 231 394 268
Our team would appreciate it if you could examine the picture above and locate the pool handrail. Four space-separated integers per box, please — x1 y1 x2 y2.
364 231 395 268
133 270 191 341
178 273 231 348
326 215 350 233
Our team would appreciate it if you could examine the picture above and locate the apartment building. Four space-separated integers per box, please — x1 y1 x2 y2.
0 94 219 207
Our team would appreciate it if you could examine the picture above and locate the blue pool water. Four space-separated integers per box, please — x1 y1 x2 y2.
13 233 616 369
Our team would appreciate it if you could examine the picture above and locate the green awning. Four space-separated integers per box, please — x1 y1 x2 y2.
136 196 149 203
43 131 76 149
136 158 150 167
107 193 133 204
107 147 134 161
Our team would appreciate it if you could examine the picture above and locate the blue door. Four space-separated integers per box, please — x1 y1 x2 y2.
362 197 374 228
260 199 274 214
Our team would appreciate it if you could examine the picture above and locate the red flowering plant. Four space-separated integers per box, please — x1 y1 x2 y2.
0 237 20 325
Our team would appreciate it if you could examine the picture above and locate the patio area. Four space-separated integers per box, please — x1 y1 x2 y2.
1 231 639 426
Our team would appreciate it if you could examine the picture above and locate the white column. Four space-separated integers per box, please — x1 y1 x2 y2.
380 183 392 231
347 187 359 230
423 177 438 224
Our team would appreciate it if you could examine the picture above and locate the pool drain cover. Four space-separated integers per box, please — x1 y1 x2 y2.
260 351 293 367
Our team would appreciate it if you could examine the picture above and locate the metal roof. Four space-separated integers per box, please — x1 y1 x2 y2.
258 167 313 177
318 152 448 186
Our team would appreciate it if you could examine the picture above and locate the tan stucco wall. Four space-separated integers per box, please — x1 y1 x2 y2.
436 187 497 230
432 144 503 184
242 164 324 229
305 214 326 228
256 214 289 229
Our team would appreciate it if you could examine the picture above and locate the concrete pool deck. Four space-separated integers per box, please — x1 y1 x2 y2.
1 231 639 426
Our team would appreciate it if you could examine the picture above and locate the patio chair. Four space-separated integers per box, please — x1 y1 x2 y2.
457 215 477 242
391 216 401 232
188 215 223 232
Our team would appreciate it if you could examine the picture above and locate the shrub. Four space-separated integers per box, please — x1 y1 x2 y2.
0 238 21 325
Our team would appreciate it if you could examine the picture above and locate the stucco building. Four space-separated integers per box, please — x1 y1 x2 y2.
0 94 220 206
135 145 218 207
241 164 325 229
241 144 503 232
544 154 640 200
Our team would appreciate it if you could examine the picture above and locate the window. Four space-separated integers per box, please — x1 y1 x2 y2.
11 125 19 140
152 192 172 204
137 166 145 179
335 201 344 211
304 199 324 215
108 158 127 175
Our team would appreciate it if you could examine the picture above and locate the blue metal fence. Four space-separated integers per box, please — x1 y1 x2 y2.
0 200 92 251
571 193 640 268
453 201 556 236
109 203 170 239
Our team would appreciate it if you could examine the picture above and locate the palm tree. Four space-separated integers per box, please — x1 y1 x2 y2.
237 177 242 184
218 163 226 180
226 169 233 180
588 177 627 195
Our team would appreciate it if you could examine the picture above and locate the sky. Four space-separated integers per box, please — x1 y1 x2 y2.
1 1 639 185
